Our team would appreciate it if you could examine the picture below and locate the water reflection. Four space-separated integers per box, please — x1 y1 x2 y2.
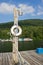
18 40 43 51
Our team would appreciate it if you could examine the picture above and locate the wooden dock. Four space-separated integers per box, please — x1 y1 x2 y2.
0 50 43 65
20 50 43 65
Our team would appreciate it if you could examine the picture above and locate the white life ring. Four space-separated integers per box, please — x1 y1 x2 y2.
11 25 22 36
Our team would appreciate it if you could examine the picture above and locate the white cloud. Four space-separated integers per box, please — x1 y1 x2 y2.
42 0 43 2
37 5 43 15
0 3 16 14
37 12 43 15
18 4 35 14
0 3 43 16
38 5 43 11
31 13 36 16
0 3 35 15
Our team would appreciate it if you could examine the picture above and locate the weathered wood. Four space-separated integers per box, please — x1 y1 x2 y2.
0 53 14 65
0 51 43 65
12 8 19 64
20 50 43 65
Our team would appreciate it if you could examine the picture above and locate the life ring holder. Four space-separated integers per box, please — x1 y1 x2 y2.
11 25 22 36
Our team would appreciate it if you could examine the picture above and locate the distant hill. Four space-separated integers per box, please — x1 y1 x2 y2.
0 19 43 39
19 19 43 26
0 19 43 28
0 19 43 52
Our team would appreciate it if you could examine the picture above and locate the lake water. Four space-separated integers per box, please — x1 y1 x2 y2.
18 40 43 51
0 40 43 52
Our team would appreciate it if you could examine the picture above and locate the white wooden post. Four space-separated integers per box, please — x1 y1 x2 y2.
13 8 19 64
11 7 22 64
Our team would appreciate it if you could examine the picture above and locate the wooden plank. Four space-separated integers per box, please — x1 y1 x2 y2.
0 53 15 65
20 51 38 65
0 53 2 65
20 51 43 65
0 51 43 65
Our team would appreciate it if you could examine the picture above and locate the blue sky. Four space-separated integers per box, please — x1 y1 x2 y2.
0 0 43 23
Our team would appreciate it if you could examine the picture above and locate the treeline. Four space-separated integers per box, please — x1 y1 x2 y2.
19 19 43 26
0 22 13 28
21 26 43 40
0 19 43 28
0 28 10 39
0 19 43 52
0 19 43 40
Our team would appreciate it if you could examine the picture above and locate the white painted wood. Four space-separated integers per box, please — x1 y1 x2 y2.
12 8 19 64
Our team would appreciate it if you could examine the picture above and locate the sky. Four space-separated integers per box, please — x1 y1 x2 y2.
0 0 43 23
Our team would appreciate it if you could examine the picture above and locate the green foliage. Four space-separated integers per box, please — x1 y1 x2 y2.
19 19 43 26
0 29 10 39
0 19 43 52
0 42 12 52
0 19 43 28
20 26 43 40
0 19 43 40
0 22 13 28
